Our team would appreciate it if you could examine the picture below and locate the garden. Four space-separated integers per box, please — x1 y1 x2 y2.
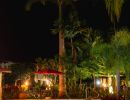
1 0 130 100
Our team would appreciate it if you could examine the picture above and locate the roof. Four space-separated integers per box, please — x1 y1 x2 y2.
0 68 11 73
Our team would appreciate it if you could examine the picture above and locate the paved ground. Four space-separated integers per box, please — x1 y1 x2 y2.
8 99 85 100
8 98 101 100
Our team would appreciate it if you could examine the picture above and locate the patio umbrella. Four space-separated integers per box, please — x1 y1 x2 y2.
33 69 63 75
33 69 63 84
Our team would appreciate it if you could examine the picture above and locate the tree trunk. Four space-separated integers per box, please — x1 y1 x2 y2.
59 30 65 97
116 69 120 98
93 74 96 89
58 0 65 97
71 39 73 59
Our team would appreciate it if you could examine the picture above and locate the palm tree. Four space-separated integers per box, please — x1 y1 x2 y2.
91 29 130 95
25 0 77 97
111 29 130 91
104 0 125 96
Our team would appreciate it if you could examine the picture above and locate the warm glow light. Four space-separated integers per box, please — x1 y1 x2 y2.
44 78 53 90
21 80 29 91
45 79 50 85
102 83 107 87
109 86 113 94
25 81 29 86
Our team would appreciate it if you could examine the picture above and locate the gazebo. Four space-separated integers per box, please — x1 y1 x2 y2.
0 67 11 100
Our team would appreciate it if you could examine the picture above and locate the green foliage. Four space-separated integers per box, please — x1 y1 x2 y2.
64 25 102 80
78 61 97 79
111 29 130 72
35 57 58 70
112 29 130 83
62 24 103 98
64 11 84 39
112 29 130 46
91 28 130 78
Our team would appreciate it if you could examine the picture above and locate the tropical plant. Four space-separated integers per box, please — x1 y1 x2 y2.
104 0 125 96
35 57 58 70
91 29 130 95
109 29 129 94
111 29 130 87
64 24 102 98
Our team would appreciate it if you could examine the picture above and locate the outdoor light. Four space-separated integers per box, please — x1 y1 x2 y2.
21 80 29 91
109 85 113 94
96 79 101 86
24 80 29 86
44 78 53 90
45 79 50 85
102 83 107 88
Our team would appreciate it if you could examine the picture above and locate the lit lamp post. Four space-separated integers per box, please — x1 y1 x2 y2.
0 67 11 100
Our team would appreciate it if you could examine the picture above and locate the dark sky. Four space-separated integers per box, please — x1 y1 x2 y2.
0 0 130 62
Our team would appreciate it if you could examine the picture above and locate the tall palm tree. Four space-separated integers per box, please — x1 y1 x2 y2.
25 0 77 97
104 0 125 96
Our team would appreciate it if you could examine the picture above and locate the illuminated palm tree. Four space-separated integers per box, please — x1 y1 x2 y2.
25 0 77 97
111 29 130 93
104 0 125 96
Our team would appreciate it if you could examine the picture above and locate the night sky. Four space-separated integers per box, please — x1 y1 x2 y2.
0 0 130 62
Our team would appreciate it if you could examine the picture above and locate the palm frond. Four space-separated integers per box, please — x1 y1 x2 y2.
105 0 124 23
112 29 130 46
